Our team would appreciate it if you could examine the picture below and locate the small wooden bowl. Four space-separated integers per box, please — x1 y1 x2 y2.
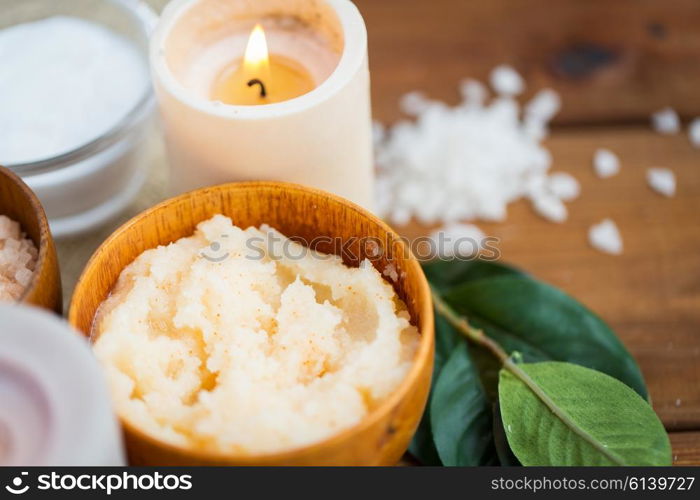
69 181 434 466
0 166 62 313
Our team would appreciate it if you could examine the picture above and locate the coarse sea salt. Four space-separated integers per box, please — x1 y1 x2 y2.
429 223 485 258
651 107 681 135
0 16 148 165
588 219 623 256
0 215 38 301
593 148 620 178
647 168 676 197
374 66 579 228
688 118 700 148
548 172 580 202
531 192 568 223
490 65 525 96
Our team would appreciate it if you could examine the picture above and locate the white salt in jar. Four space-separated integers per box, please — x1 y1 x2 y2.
0 0 157 237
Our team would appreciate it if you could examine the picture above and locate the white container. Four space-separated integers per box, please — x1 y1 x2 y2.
0 0 157 238
151 0 374 209
0 304 125 466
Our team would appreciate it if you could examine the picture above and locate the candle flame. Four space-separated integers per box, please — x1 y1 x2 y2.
243 24 269 74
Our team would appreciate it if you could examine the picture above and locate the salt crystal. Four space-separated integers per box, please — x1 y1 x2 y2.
651 107 681 135
588 219 623 255
490 65 524 96
459 79 488 107
4 239 20 253
525 89 561 122
0 215 20 240
382 263 399 283
647 168 676 197
15 250 32 268
522 119 548 141
0 215 37 301
688 118 700 147
372 121 385 146
593 149 620 178
0 281 24 302
14 267 33 288
548 172 580 201
531 192 568 223
490 97 519 126
429 223 486 258
400 91 434 116
475 198 508 223
365 240 380 258
390 207 412 226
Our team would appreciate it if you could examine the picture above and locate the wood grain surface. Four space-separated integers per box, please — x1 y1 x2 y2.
358 0 700 125
396 127 700 434
352 0 700 462
52 0 699 464
671 432 700 466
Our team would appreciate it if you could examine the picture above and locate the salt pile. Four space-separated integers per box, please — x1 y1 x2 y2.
374 66 578 226
0 215 38 301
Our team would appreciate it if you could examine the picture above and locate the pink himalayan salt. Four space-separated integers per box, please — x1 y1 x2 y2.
0 215 38 301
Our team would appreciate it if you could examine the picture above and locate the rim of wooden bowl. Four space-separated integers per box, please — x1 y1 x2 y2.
68 181 434 464
0 165 55 306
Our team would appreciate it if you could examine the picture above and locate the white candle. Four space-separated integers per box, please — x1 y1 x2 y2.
151 0 374 209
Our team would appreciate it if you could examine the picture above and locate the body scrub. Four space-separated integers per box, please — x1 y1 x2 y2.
93 215 419 454
0 215 38 301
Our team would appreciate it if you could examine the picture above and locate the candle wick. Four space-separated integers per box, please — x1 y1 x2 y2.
247 79 267 98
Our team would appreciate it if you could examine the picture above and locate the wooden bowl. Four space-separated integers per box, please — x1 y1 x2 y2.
69 181 434 466
0 166 62 313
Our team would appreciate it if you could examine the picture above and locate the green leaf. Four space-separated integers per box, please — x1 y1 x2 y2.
444 276 648 399
499 362 671 466
409 309 465 465
434 310 462 371
492 403 520 466
430 343 497 465
408 362 443 465
408 412 442 466
423 259 525 294
423 259 525 403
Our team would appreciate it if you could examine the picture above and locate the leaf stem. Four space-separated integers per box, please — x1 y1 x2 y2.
431 287 624 465
431 286 509 364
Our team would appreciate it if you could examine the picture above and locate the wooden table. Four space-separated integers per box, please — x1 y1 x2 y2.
59 0 700 465
354 0 700 464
